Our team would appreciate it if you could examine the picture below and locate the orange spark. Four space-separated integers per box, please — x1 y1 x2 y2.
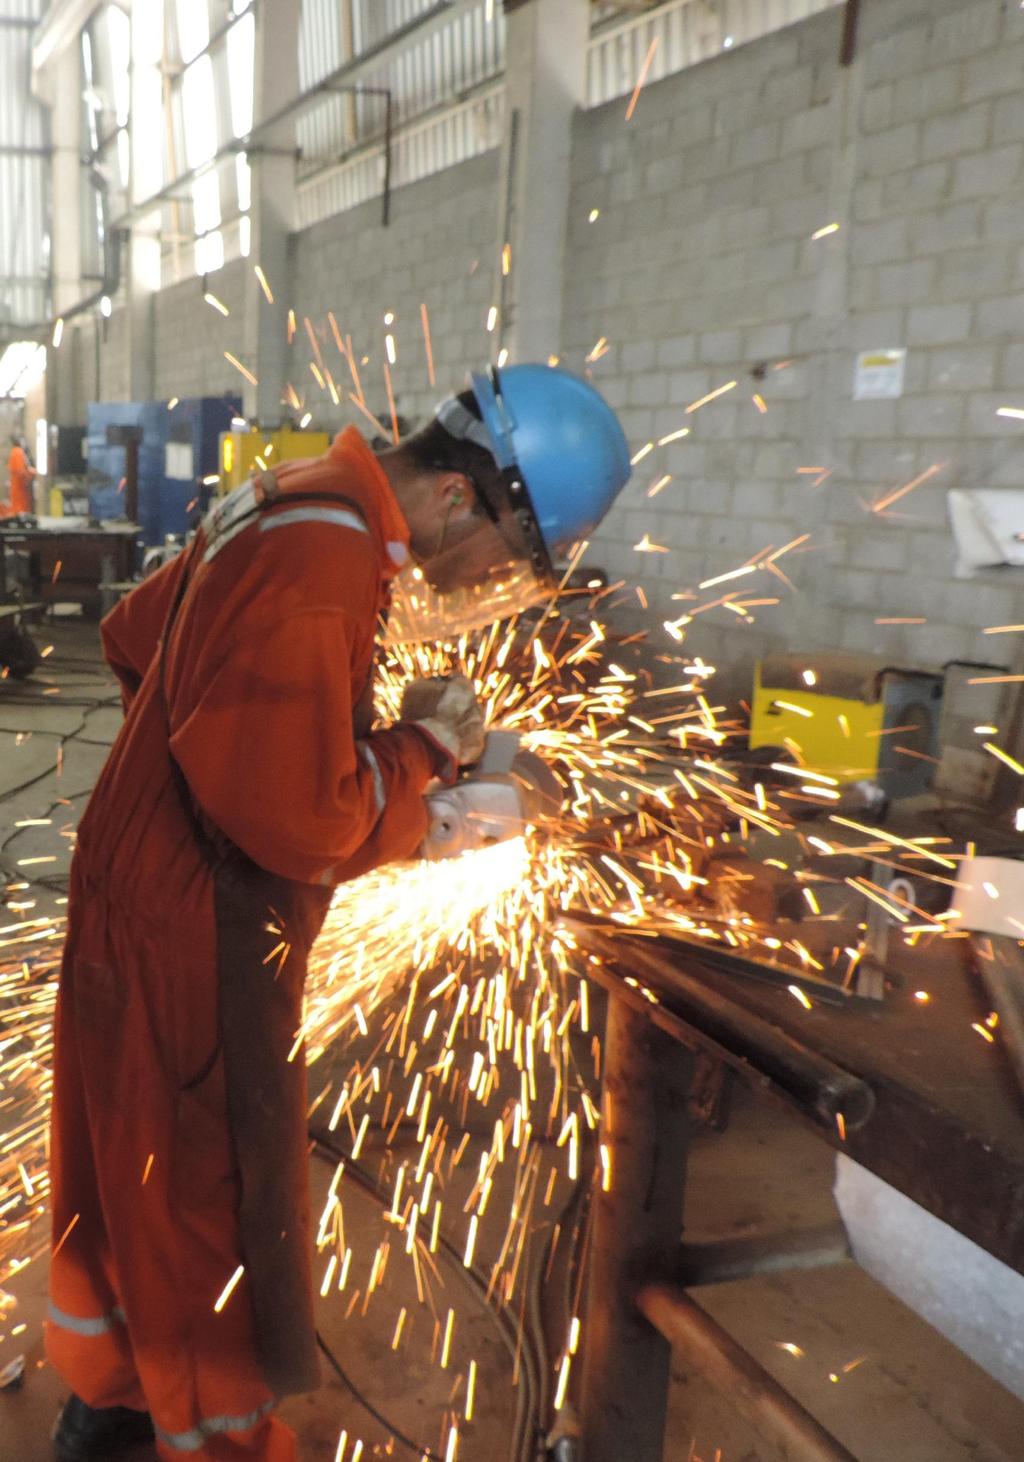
685 380 737 414
625 38 659 122
224 351 258 386
420 303 436 387
870 462 944 514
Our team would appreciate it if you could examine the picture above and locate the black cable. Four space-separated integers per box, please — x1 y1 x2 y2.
314 1332 442 1462
311 1132 541 1462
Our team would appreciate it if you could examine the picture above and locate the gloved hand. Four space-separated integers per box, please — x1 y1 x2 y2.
400 674 486 773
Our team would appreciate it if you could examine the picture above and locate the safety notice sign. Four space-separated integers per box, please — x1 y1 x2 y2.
854 349 906 400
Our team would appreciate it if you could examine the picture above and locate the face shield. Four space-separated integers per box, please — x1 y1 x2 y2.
387 391 554 644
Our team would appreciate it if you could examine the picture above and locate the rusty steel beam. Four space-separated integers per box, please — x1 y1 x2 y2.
676 1223 852 1287
579 995 696 1462
638 1284 859 1461
563 919 874 1132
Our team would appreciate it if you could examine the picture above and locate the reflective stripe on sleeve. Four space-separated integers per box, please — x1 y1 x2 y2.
259 507 369 536
47 1300 126 1336
358 742 386 816
155 1400 274 1452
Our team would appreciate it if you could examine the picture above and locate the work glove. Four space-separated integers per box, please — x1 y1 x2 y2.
401 674 486 774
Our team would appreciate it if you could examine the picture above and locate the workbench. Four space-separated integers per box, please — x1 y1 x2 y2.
567 917 1024 1461
0 519 139 618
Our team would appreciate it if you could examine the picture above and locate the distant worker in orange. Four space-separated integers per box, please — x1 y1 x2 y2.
46 366 632 1461
5 434 36 516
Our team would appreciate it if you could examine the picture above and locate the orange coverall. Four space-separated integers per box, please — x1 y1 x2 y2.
47 428 443 1459
6 442 35 515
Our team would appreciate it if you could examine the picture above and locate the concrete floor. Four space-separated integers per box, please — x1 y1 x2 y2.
1 620 1022 1460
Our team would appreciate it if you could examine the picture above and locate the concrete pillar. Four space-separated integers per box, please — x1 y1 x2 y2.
48 43 83 427
126 0 164 402
497 0 588 364
242 0 299 425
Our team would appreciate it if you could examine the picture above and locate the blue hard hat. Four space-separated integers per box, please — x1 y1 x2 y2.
465 364 632 568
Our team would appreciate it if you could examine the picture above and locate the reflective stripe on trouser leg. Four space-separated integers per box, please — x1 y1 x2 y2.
155 1400 274 1453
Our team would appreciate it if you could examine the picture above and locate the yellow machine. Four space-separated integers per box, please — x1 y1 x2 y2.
750 653 943 798
218 427 330 494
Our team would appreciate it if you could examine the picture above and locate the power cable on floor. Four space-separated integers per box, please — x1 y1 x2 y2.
315 1332 442 1462
311 1132 542 1462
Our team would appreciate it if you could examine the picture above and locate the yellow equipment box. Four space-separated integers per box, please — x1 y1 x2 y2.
218 427 331 494
750 653 943 798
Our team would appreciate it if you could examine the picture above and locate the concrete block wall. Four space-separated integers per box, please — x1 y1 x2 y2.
289 151 501 432
564 0 1024 698
62 261 248 419
152 259 249 401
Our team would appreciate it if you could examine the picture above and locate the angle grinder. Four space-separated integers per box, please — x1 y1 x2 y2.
422 729 563 860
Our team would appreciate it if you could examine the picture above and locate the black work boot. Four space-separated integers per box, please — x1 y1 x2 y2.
53 1393 155 1460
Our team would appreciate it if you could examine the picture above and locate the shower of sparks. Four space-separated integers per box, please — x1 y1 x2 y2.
254 265 274 303
811 223 840 241
0 505 996 1447
204 292 230 317
0 595 791 1323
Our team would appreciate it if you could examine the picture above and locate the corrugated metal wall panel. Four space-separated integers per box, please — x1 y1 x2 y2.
296 81 503 231
0 0 48 331
587 0 844 107
296 0 503 169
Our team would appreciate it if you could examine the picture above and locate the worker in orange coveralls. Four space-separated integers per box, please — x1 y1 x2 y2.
5 434 36 516
47 365 632 1461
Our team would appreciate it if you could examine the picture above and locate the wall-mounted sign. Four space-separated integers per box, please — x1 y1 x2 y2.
854 348 906 400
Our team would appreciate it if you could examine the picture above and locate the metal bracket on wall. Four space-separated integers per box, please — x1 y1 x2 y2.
322 85 394 226
839 0 862 66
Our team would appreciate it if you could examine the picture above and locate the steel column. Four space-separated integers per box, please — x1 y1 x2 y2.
579 994 696 1462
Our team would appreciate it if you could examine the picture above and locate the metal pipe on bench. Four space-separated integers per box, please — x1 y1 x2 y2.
564 919 874 1132
637 1284 859 1462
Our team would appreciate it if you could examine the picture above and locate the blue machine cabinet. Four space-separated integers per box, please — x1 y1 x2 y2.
163 395 242 539
86 395 241 546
